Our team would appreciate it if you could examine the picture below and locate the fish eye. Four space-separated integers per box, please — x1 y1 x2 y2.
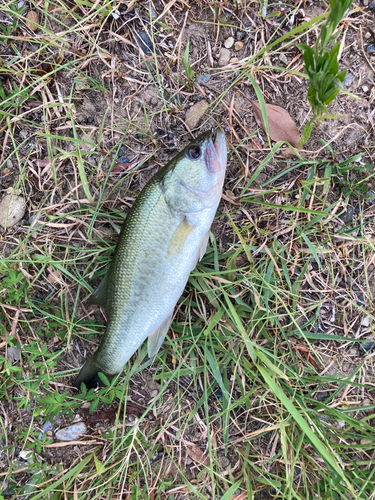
187 145 201 160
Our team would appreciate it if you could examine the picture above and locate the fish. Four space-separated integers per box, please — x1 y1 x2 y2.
73 129 227 389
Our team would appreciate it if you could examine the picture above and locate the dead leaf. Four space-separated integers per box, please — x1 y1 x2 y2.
185 444 210 467
250 101 301 148
231 493 248 500
111 163 132 174
292 345 322 371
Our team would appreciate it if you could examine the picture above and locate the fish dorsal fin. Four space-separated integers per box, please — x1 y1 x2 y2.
88 272 110 309
167 217 195 257
191 231 210 270
148 313 173 358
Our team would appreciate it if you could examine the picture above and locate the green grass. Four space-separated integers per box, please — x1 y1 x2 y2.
1 0 375 499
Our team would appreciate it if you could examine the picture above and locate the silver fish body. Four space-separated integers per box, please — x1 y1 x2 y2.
73 129 227 388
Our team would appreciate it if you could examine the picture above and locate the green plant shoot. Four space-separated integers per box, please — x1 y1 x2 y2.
297 0 353 145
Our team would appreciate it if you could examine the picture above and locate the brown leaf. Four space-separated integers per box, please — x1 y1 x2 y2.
250 101 301 148
231 494 248 500
111 163 132 174
185 444 210 467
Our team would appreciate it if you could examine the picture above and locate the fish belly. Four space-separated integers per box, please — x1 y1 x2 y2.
94 187 218 375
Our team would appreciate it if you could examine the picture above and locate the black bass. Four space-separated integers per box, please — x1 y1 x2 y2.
73 129 227 388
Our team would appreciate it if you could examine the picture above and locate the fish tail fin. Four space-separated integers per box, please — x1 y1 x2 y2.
73 355 114 390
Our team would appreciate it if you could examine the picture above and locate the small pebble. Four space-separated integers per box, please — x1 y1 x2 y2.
6 159 13 169
279 53 288 65
224 36 234 49
218 48 231 67
0 194 26 229
135 31 154 56
185 100 208 129
360 342 375 354
196 73 211 84
236 31 246 41
362 85 369 92
229 57 239 64
7 347 20 362
166 95 182 106
26 10 39 31
55 422 87 442
118 156 130 164
19 129 28 139
338 206 353 224
366 44 375 53
361 438 373 445
361 316 371 327
234 41 243 51
37 419 54 440
316 391 329 402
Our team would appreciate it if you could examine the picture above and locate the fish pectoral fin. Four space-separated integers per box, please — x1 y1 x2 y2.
191 231 210 270
167 217 195 257
148 313 173 358
88 271 110 309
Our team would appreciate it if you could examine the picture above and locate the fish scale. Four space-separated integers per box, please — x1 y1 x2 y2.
73 129 227 388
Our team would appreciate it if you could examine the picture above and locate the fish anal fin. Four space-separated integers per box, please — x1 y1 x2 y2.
88 272 110 309
148 313 173 358
167 217 195 257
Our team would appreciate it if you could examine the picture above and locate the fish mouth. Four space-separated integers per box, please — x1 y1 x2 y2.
212 128 227 172
204 128 227 174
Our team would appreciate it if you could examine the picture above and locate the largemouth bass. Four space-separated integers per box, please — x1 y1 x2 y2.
73 129 227 388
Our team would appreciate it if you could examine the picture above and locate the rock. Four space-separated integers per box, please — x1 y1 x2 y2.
134 31 154 56
37 419 54 440
361 316 371 327
118 156 130 164
219 456 230 469
229 57 239 64
234 41 243 51
26 10 39 31
344 71 354 87
236 31 246 41
361 438 373 445
7 347 20 362
362 398 373 412
316 391 329 402
362 85 369 92
218 48 231 67
338 206 353 224
255 173 267 184
279 53 288 65
19 129 28 139
6 159 13 169
166 95 182 106
366 44 375 53
360 341 375 354
196 73 210 84
0 194 26 228
55 422 87 442
185 100 209 129
224 36 234 49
